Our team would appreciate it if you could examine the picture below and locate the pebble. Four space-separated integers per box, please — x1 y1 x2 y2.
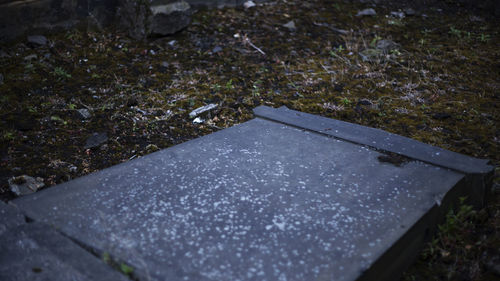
8 175 45 196
193 117 204 124
356 8 376 17
85 132 108 149
76 108 92 119
390 11 405 18
376 39 399 52
212 46 223 53
404 8 416 16
23 54 38 61
283 20 296 30
358 99 373 106
27 35 48 46
243 1 256 9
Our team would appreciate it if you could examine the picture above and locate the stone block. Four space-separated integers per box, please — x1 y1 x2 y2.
12 106 493 281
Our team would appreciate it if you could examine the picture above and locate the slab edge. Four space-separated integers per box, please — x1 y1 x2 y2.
253 106 493 175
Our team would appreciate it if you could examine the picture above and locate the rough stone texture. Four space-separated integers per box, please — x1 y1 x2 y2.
0 0 498 41
0 201 25 235
85 132 108 149
8 175 45 196
27 35 48 46
12 106 493 281
0 0 117 42
150 0 192 36
116 0 152 40
116 0 192 40
0 0 271 42
0 222 129 281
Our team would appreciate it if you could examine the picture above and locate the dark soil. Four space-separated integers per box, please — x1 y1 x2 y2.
0 0 499 280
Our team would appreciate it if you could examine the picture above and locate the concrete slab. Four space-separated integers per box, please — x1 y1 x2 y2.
12 106 493 281
0 222 129 281
0 200 25 235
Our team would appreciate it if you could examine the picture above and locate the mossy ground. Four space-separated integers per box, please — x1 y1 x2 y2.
0 0 498 280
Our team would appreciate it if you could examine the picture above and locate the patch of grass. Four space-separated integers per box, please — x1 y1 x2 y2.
120 263 134 276
52 67 72 80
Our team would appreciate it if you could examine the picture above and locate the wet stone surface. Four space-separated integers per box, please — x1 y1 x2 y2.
12 107 491 281
0 201 25 235
0 222 129 281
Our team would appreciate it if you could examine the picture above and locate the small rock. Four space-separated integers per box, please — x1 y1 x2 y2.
212 46 223 53
394 107 409 114
145 144 160 153
8 175 44 196
76 108 91 119
283 20 296 30
160 61 169 68
27 35 48 46
69 165 78 173
356 8 376 16
432 112 451 120
189 103 218 118
404 8 416 16
469 15 484 22
243 1 256 9
193 117 204 124
358 99 373 106
376 39 400 52
23 54 38 61
85 132 108 149
359 48 382 62
390 11 405 18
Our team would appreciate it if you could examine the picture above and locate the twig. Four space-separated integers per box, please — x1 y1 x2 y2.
243 36 266 56
319 62 335 74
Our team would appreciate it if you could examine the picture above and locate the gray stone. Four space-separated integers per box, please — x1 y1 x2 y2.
243 1 256 9
84 132 108 149
390 11 405 18
356 8 377 16
376 39 400 52
150 0 192 36
359 48 382 62
117 0 192 39
189 103 218 118
404 8 416 16
8 175 45 196
116 0 151 40
192 117 205 124
76 108 92 119
0 201 25 235
283 20 296 30
212 46 223 53
12 106 492 281
23 54 38 61
27 35 48 46
359 39 399 62
0 222 129 281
